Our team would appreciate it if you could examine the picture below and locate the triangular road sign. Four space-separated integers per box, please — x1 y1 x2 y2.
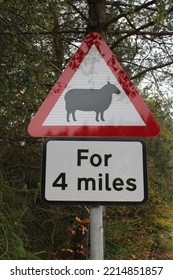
28 32 160 138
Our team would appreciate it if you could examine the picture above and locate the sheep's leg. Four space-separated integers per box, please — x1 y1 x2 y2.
96 112 99 122
101 112 105 121
67 112 70 122
72 111 77 121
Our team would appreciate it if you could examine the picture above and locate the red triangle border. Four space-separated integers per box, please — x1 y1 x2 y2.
28 32 160 138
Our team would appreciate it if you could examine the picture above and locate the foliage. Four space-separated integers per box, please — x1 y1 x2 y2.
105 192 173 259
0 172 39 259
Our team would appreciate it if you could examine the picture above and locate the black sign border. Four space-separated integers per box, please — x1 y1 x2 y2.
41 137 148 205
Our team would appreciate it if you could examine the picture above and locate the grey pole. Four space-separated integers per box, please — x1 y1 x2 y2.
90 205 104 259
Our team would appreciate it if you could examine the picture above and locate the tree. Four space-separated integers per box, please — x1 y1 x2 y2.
0 0 173 259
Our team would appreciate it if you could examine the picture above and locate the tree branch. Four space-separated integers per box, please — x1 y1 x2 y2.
66 0 91 24
110 20 155 49
106 0 157 28
108 30 173 37
131 60 173 80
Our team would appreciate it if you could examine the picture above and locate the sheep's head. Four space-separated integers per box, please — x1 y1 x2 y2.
107 81 121 95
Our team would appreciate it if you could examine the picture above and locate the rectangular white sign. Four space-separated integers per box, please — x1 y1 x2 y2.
41 138 147 204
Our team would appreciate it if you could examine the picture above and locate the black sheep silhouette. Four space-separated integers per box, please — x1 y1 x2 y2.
64 82 121 122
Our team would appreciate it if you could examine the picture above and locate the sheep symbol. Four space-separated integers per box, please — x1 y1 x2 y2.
64 82 121 122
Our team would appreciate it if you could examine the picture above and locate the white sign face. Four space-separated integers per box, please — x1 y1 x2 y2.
42 138 147 205
43 46 145 127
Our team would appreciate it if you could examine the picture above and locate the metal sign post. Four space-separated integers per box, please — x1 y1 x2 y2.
90 205 104 259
